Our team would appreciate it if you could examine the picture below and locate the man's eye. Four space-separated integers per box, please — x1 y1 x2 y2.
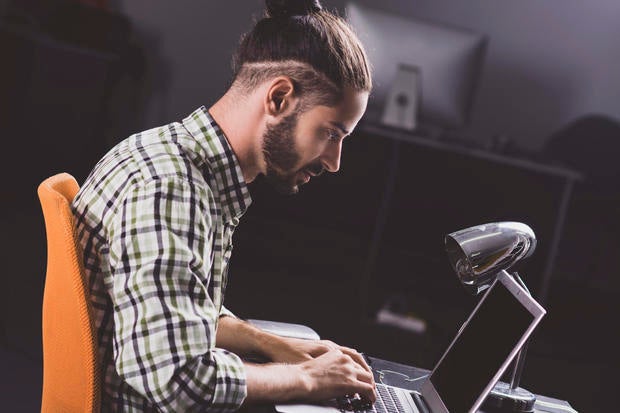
326 129 340 142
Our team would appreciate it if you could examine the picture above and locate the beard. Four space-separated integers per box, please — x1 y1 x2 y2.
261 111 324 194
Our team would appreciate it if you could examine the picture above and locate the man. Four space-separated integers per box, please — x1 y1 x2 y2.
72 0 374 410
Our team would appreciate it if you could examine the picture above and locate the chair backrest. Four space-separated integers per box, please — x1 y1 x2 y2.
38 173 100 412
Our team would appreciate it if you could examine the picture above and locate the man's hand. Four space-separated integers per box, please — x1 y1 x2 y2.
268 337 373 378
217 317 377 405
265 336 334 363
252 336 376 404
244 348 377 404
298 348 377 403
216 317 373 381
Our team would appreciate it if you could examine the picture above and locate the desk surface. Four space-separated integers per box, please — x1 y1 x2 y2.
244 356 577 412
368 356 578 413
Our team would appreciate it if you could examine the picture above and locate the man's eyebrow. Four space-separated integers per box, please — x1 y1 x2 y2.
329 121 350 135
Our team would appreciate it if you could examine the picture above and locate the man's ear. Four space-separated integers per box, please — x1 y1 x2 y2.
265 77 298 117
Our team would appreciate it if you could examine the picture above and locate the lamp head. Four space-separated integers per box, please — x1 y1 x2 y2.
445 222 536 295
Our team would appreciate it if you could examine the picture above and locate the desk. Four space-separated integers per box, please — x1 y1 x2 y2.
357 121 583 318
243 356 576 412
367 356 577 413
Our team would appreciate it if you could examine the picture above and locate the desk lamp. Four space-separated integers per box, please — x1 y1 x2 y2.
445 222 538 413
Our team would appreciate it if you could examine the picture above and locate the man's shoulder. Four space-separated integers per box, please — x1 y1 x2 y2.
111 121 213 186
73 121 216 217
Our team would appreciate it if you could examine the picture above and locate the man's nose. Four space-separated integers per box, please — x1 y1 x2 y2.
321 141 343 173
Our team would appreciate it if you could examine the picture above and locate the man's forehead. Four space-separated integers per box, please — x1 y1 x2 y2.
322 90 368 129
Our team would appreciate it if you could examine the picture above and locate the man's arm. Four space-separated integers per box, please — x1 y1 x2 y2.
108 178 247 412
244 349 376 404
216 315 377 404
217 315 372 369
216 315 274 358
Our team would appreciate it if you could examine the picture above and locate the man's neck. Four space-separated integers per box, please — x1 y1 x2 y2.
208 91 264 184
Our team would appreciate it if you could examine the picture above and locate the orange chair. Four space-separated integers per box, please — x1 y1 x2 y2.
38 173 100 412
36 174 319 412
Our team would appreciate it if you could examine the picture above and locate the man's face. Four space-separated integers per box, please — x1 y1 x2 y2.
261 87 368 194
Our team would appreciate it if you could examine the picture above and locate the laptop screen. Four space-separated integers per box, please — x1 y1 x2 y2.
429 277 536 412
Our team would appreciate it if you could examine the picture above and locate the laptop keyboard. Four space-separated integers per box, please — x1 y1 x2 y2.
336 383 415 412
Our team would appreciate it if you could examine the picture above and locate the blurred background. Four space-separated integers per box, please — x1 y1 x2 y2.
1 0 618 411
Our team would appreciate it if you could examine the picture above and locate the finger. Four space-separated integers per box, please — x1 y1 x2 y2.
308 344 331 357
319 348 343 362
319 340 339 352
344 353 375 386
352 381 377 403
355 368 375 386
318 343 343 356
340 346 372 374
347 360 376 395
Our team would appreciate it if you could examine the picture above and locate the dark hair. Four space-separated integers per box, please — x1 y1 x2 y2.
231 0 372 107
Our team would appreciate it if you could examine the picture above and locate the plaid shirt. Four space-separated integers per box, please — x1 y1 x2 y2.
72 107 252 412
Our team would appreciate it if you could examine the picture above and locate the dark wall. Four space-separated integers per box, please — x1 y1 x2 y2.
109 0 264 132
113 0 620 151
336 0 620 151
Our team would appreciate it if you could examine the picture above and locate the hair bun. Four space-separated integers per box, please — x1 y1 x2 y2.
266 0 323 18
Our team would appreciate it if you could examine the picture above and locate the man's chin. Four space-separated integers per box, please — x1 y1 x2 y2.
285 185 300 195
274 182 299 195
264 174 301 195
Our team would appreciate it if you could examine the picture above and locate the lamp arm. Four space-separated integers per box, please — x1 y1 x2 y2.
509 339 530 390
511 272 531 296
508 271 532 391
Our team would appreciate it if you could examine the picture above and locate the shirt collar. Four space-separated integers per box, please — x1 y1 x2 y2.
182 106 252 223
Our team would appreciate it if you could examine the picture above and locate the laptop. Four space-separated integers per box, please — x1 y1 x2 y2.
275 270 546 413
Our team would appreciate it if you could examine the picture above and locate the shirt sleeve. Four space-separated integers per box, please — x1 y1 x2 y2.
107 177 247 412
219 305 237 319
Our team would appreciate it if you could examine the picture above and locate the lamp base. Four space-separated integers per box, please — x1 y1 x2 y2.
481 381 536 413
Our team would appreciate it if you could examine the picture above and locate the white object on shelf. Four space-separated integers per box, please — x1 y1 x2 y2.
376 306 427 334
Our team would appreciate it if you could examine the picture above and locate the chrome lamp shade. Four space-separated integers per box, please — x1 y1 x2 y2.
444 222 540 412
445 222 537 295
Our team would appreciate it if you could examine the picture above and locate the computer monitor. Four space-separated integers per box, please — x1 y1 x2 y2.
346 2 488 131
